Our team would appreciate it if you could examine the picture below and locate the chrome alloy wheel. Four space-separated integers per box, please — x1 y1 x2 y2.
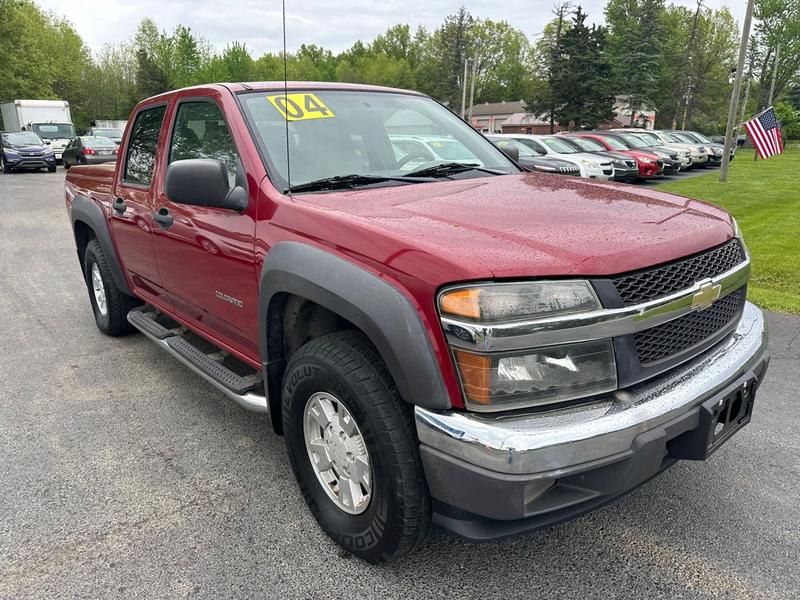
90 262 108 316
303 392 372 514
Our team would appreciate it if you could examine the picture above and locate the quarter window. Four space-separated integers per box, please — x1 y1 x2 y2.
169 101 240 187
124 106 166 186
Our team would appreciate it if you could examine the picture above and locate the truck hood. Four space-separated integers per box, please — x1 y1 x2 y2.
294 172 734 282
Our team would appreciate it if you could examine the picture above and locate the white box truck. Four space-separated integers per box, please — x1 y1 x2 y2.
0 100 75 161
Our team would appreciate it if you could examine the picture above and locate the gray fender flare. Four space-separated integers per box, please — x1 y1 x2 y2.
70 194 132 296
259 241 450 412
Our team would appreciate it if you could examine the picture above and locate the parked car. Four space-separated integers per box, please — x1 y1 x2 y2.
501 134 614 179
612 129 706 168
562 132 665 180
555 135 639 182
711 134 746 147
598 131 685 173
0 130 57 173
487 136 580 176
64 82 768 563
667 130 731 164
389 134 484 171
62 136 119 168
86 127 124 145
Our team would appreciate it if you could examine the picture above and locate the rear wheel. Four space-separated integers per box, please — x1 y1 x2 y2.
83 239 140 336
282 331 431 563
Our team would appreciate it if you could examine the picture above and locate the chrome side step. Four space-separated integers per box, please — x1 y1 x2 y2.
127 308 269 413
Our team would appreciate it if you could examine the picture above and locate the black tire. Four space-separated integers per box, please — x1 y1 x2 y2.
83 239 140 336
64 161 71 170
1 156 10 174
282 331 431 563
48 166 56 173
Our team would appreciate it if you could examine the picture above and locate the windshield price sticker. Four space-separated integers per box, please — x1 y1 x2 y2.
267 93 335 121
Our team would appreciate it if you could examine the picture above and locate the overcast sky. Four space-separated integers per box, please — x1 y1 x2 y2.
35 0 747 57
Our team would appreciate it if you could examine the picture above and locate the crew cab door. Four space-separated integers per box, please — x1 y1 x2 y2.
152 98 259 359
110 105 167 301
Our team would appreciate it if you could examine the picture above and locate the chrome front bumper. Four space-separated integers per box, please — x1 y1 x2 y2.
416 302 767 476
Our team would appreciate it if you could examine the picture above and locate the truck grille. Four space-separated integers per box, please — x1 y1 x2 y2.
612 239 745 305
634 287 746 364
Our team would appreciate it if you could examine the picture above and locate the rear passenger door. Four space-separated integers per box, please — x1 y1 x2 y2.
152 98 259 358
110 105 167 301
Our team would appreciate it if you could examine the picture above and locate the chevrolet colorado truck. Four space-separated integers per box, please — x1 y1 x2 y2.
64 82 769 563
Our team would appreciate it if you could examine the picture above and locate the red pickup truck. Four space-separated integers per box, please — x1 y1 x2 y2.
64 82 769 562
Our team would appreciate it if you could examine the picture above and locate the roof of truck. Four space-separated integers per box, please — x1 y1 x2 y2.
143 82 425 103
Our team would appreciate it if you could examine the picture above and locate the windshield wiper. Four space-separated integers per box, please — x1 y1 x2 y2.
403 162 506 179
287 173 431 194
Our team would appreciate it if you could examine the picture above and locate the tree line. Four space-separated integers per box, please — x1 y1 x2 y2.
1 0 798 137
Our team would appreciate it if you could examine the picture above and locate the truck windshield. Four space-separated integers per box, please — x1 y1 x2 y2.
32 123 75 139
3 132 43 146
239 90 518 191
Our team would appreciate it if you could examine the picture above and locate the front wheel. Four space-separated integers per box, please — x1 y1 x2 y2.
0 156 10 173
83 239 140 336
282 331 431 563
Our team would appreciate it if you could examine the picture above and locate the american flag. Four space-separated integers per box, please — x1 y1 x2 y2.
744 107 783 159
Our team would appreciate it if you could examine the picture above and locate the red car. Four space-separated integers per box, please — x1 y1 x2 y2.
63 82 767 562
563 132 664 179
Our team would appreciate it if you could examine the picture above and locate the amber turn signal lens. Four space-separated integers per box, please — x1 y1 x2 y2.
453 350 492 405
440 288 481 319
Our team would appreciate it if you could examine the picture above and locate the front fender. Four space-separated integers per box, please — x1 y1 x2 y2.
259 241 450 411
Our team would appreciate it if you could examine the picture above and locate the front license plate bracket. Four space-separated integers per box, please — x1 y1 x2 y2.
667 377 757 461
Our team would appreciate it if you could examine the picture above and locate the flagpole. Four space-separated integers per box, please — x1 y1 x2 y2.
720 0 755 183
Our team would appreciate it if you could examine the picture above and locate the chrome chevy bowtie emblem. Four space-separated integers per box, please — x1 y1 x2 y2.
691 282 722 311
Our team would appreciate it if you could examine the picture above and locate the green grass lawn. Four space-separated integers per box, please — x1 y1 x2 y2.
659 147 800 314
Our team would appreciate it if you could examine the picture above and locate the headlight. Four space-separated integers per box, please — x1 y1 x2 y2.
439 281 601 323
439 282 618 411
451 340 617 410
43 147 54 155
4 149 20 157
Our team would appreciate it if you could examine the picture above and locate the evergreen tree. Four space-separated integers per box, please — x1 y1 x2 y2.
551 6 614 128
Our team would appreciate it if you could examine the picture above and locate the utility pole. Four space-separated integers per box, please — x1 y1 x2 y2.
460 58 470 118
720 0 754 182
549 2 571 133
767 44 781 105
467 48 479 124
733 51 754 145
672 0 703 130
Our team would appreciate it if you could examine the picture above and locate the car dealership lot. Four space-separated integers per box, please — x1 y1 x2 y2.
1 170 798 599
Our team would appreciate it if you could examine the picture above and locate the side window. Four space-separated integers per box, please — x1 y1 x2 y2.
169 101 240 187
124 106 166 186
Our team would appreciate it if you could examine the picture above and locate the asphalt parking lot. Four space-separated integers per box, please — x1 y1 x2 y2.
1 168 798 599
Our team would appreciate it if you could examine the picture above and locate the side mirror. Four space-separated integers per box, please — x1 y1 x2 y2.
493 140 519 162
165 159 247 212
44 140 52 145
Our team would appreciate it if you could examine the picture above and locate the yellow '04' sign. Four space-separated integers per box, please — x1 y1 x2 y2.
267 93 335 121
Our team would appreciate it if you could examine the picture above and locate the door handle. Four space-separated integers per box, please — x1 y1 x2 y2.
153 207 174 229
112 197 127 215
